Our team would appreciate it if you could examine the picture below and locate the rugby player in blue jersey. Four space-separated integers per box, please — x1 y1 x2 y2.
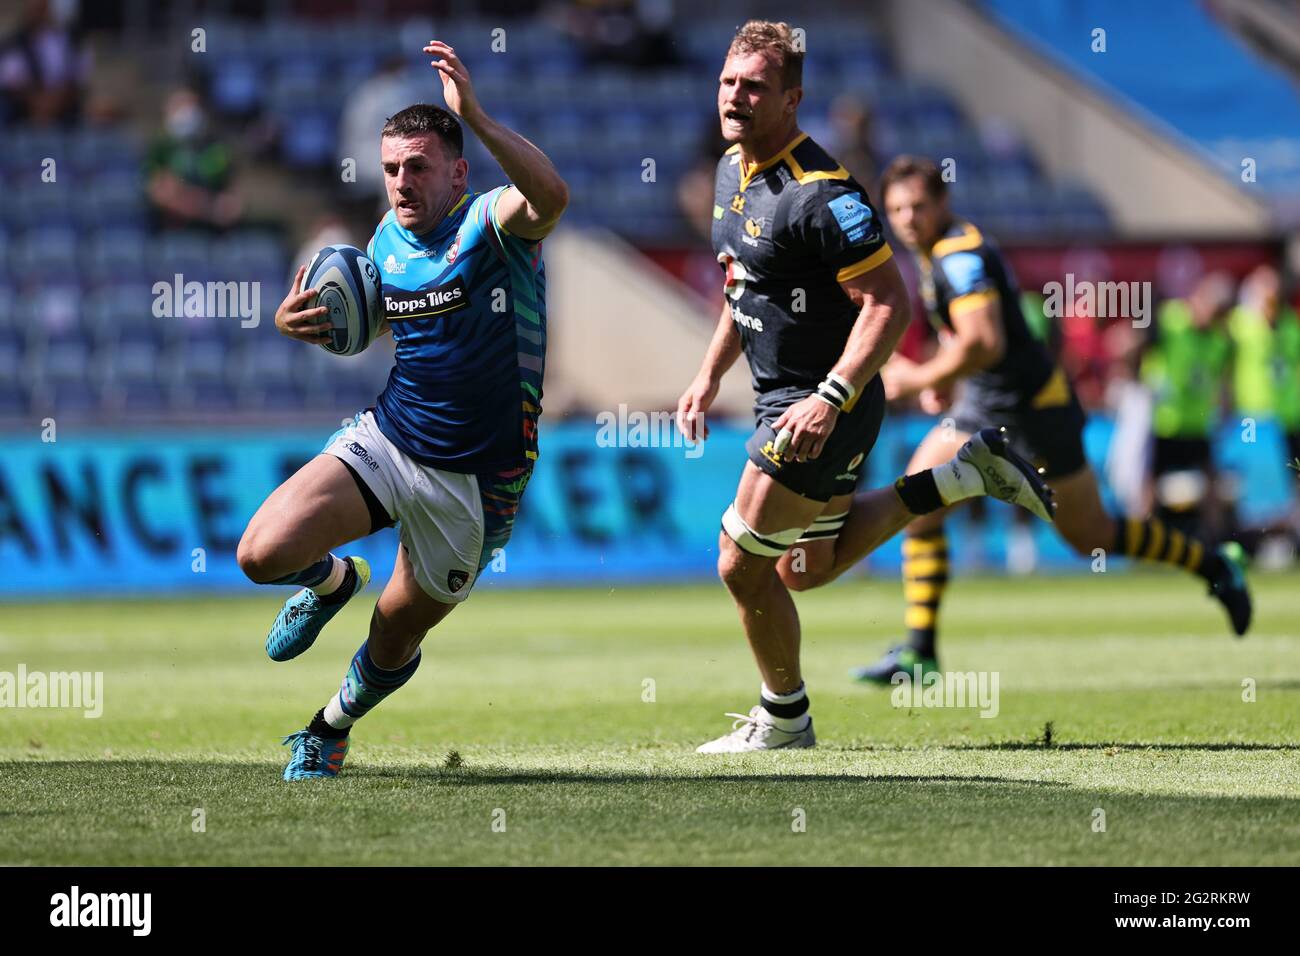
236 41 567 779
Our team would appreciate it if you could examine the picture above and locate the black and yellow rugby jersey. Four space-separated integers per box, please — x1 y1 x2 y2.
918 218 1061 411
710 132 894 416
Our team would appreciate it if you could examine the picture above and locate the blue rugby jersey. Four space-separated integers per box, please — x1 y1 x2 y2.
367 186 545 473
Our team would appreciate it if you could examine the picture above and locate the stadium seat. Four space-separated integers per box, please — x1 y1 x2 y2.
84 172 148 228
0 382 28 418
85 227 150 282
278 109 338 168
210 57 265 117
10 225 79 278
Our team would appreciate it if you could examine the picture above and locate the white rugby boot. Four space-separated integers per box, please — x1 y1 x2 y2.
696 706 816 753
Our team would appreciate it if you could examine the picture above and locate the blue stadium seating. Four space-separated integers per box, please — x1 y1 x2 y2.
0 15 1117 425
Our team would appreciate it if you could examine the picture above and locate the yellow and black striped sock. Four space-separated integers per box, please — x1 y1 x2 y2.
1113 516 1219 580
902 532 949 657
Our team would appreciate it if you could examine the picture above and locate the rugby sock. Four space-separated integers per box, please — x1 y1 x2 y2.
1112 516 1224 581
307 707 349 740
759 682 810 732
315 557 356 605
894 454 989 515
321 641 422 730
266 554 337 589
903 532 948 657
894 471 945 515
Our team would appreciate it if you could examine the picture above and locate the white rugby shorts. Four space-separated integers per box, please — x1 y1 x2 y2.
322 410 486 603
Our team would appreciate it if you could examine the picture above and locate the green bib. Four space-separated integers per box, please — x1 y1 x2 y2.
1142 300 1232 439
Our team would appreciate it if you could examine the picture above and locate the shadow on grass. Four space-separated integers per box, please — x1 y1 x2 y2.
894 741 1300 752
0 759 1078 791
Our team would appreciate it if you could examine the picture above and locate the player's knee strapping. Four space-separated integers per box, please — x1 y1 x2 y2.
903 532 949 635
721 503 805 557
1113 516 1211 578
324 641 422 727
796 511 849 543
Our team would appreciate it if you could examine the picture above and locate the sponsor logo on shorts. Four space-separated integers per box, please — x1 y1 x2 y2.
836 451 865 481
344 440 380 472
447 569 469 593
759 439 784 467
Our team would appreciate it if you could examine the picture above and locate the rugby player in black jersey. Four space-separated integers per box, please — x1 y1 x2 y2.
676 22 1056 751
850 156 1251 686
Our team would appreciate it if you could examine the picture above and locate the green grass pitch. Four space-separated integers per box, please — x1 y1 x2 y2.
2 570 1297 865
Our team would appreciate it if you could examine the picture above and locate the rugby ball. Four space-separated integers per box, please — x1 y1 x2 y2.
302 244 384 356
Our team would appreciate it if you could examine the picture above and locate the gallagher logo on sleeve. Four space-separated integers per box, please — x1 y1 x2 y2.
827 193 880 245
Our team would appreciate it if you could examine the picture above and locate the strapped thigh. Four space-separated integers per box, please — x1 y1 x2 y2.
721 502 806 558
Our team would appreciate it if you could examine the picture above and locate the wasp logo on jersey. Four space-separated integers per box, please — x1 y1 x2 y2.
383 277 470 322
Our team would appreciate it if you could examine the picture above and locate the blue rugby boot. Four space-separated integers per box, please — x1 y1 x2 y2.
282 729 350 780
266 556 370 662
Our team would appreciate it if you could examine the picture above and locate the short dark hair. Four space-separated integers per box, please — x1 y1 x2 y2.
381 104 463 158
879 155 947 202
729 20 803 91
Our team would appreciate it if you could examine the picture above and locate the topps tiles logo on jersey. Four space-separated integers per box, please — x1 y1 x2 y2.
50 886 151 936
383 277 469 322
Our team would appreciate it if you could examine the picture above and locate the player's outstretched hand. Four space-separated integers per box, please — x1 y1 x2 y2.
772 394 839 462
676 376 718 444
425 40 481 123
275 264 331 345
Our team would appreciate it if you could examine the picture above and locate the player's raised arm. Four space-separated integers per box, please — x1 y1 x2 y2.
424 40 568 240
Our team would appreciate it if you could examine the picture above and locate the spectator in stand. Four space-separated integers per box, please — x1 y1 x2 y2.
146 87 243 231
559 0 679 70
0 0 89 126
